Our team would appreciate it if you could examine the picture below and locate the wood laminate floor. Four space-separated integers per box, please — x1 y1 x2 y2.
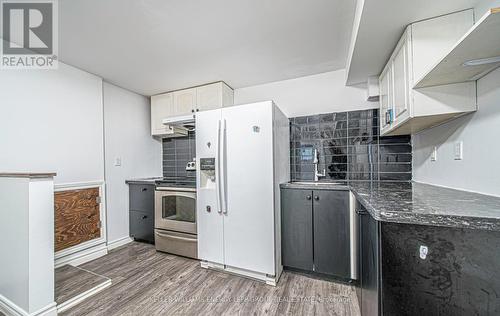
55 264 110 305
60 242 360 316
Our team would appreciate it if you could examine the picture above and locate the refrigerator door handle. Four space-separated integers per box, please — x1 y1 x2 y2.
221 118 228 214
216 119 223 214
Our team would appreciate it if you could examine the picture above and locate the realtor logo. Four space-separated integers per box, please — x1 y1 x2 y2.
1 0 58 69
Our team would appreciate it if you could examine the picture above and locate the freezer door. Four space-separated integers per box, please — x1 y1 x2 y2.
222 101 276 275
196 109 224 264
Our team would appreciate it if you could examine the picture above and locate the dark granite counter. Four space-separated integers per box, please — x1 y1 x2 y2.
125 177 163 185
280 181 500 231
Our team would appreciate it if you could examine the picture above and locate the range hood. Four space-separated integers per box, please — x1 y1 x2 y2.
162 114 195 132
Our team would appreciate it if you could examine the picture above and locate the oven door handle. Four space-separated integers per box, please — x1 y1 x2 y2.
216 119 223 214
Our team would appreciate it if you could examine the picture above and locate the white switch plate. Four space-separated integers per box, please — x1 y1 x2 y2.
419 245 428 259
454 141 463 160
431 146 438 162
114 157 122 166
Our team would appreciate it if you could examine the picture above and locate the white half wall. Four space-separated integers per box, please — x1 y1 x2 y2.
0 63 104 185
103 82 162 243
234 69 376 118
412 67 500 197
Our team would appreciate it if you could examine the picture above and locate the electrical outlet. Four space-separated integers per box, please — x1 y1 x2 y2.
454 141 463 160
419 245 428 260
114 157 122 166
431 146 438 162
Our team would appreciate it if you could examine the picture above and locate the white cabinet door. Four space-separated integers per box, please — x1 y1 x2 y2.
379 66 392 134
173 88 196 116
151 93 174 135
196 83 222 112
196 109 224 264
222 102 275 275
392 31 411 126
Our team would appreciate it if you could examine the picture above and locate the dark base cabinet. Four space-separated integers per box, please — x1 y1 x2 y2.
281 188 351 280
128 183 155 243
358 204 381 316
381 222 500 316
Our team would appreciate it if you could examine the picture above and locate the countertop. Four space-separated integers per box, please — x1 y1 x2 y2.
125 177 163 185
281 181 500 231
0 172 56 178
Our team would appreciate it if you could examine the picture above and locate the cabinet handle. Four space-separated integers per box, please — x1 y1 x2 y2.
196 108 199 112
314 196 319 201
141 215 148 219
142 187 148 192
306 195 312 200
191 109 195 113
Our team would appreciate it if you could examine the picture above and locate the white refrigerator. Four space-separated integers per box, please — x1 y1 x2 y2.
196 101 289 285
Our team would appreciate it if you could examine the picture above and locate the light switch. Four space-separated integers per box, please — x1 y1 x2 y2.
419 245 428 260
431 146 437 162
114 157 122 166
454 141 463 160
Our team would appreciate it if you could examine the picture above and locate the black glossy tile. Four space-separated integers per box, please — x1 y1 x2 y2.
380 153 412 163
379 172 412 181
379 135 411 144
379 163 412 173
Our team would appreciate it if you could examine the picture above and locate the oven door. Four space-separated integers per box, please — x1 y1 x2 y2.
154 189 197 234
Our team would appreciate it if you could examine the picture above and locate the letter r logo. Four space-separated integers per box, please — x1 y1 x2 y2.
2 2 53 55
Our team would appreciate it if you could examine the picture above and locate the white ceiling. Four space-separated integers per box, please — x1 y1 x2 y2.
345 0 482 85
59 0 356 96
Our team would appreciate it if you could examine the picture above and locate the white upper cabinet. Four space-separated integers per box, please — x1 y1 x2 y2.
150 82 234 136
379 10 477 136
151 93 174 135
173 87 197 116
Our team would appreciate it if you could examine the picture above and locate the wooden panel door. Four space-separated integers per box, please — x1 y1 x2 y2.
379 65 393 135
55 187 101 252
392 30 411 127
196 83 222 112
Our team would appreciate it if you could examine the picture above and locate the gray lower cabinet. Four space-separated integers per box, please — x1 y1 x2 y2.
281 189 313 271
281 188 351 279
313 190 350 276
128 183 155 243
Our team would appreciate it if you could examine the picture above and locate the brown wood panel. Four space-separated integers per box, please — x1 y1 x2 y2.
55 187 101 252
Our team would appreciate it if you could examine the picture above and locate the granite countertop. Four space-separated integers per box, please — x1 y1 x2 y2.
281 181 500 231
125 177 163 185
0 172 57 178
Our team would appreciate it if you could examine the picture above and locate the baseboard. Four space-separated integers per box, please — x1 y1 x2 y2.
107 236 133 251
0 294 57 316
56 278 111 313
55 243 108 268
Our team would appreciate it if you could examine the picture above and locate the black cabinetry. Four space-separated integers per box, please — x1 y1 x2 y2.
281 188 351 279
128 183 155 243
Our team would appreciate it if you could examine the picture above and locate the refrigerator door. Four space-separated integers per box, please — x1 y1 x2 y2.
196 109 224 264
222 101 276 275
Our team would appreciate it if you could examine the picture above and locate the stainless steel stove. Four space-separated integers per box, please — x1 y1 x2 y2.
154 177 197 258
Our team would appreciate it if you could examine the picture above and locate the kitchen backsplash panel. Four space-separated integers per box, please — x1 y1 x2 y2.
162 131 196 181
290 109 412 182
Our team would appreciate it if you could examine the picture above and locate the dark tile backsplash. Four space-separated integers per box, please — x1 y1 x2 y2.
290 109 412 182
162 131 196 182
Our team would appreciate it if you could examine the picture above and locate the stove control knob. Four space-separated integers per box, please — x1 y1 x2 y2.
206 205 211 213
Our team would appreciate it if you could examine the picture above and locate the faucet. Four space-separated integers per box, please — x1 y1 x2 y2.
313 148 326 181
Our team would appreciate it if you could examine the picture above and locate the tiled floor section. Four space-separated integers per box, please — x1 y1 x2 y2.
59 242 360 316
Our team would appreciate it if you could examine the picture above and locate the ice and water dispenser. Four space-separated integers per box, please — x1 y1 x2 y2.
199 158 216 189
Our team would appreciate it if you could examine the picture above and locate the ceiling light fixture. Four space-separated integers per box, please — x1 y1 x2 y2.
463 56 500 66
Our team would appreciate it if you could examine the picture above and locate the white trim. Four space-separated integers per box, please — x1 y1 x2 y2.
56 279 111 313
0 295 57 316
107 236 133 251
55 243 107 268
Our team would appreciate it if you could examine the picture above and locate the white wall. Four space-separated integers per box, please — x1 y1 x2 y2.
411 0 500 197
234 69 376 117
0 63 104 185
412 67 500 197
103 83 162 243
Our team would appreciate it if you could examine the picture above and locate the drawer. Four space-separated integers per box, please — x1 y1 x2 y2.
129 184 155 214
129 211 154 243
155 229 197 259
